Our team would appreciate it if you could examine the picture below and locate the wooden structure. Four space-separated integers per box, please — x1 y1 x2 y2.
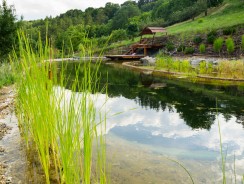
105 27 167 60
139 27 167 43
105 54 145 60
127 27 167 56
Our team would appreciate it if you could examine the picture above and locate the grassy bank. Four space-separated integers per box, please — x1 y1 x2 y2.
155 55 244 80
167 0 244 35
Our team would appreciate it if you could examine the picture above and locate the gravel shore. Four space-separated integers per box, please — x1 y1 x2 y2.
0 86 15 184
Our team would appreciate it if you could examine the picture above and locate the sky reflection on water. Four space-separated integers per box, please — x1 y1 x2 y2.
61 62 244 182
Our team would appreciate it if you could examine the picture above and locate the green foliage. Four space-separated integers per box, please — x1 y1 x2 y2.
166 0 244 35
225 37 235 55
207 30 217 44
152 0 209 25
217 60 244 78
198 18 203 23
199 61 206 74
13 31 107 184
0 0 18 60
193 36 203 44
166 42 175 51
199 43 206 53
156 55 174 70
223 27 236 35
177 44 186 52
184 47 195 54
213 37 224 54
111 3 141 30
241 35 244 51
199 61 213 74
110 29 128 42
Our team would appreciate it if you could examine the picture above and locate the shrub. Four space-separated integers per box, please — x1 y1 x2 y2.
177 44 186 52
184 47 195 54
226 37 235 55
199 44 206 53
181 60 191 73
110 29 128 43
199 61 207 74
207 30 217 44
193 36 203 44
213 37 224 54
241 35 244 51
198 19 203 23
223 27 236 35
166 42 175 51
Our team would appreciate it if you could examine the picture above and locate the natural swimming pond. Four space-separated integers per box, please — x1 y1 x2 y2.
62 62 244 183
2 61 243 183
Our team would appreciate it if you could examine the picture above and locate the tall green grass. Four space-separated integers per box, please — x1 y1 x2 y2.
11 31 107 184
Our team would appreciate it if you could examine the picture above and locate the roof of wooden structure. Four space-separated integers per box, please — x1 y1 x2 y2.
139 27 167 35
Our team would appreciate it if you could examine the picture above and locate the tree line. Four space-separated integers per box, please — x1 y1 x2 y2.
0 0 224 59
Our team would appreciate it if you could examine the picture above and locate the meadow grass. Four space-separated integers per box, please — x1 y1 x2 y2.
11 31 107 184
166 0 244 35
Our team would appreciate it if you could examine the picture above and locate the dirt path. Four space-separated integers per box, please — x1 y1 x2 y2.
0 86 15 184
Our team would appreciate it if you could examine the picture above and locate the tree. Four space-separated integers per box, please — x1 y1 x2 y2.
0 0 17 59
111 3 141 30
104 2 120 20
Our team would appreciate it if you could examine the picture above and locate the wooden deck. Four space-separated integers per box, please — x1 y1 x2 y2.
105 54 145 60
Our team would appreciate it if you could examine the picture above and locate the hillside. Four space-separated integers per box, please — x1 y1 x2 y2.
21 0 244 57
166 0 244 35
105 0 244 57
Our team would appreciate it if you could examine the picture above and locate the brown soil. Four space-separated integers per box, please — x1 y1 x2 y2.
0 86 15 184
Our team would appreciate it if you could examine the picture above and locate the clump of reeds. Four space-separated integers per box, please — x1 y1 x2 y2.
217 60 244 79
11 30 107 184
155 55 192 74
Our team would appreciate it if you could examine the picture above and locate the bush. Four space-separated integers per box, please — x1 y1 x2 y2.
110 29 128 43
177 44 186 52
223 27 236 35
241 35 244 51
213 37 224 54
199 44 206 53
198 19 203 23
225 37 235 55
207 30 217 44
184 47 195 54
166 42 175 51
193 36 203 44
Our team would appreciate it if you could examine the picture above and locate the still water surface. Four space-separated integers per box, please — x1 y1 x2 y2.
64 62 244 183
2 62 243 183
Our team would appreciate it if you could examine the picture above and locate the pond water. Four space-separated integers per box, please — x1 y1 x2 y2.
62 62 244 183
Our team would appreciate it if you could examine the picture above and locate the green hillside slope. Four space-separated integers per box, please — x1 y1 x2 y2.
166 0 244 35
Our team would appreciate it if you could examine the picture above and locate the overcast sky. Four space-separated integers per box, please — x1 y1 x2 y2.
8 0 127 20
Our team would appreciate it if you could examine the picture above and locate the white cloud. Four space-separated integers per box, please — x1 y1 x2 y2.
8 0 127 20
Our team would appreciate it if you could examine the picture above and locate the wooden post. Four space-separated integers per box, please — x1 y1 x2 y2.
144 47 147 56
